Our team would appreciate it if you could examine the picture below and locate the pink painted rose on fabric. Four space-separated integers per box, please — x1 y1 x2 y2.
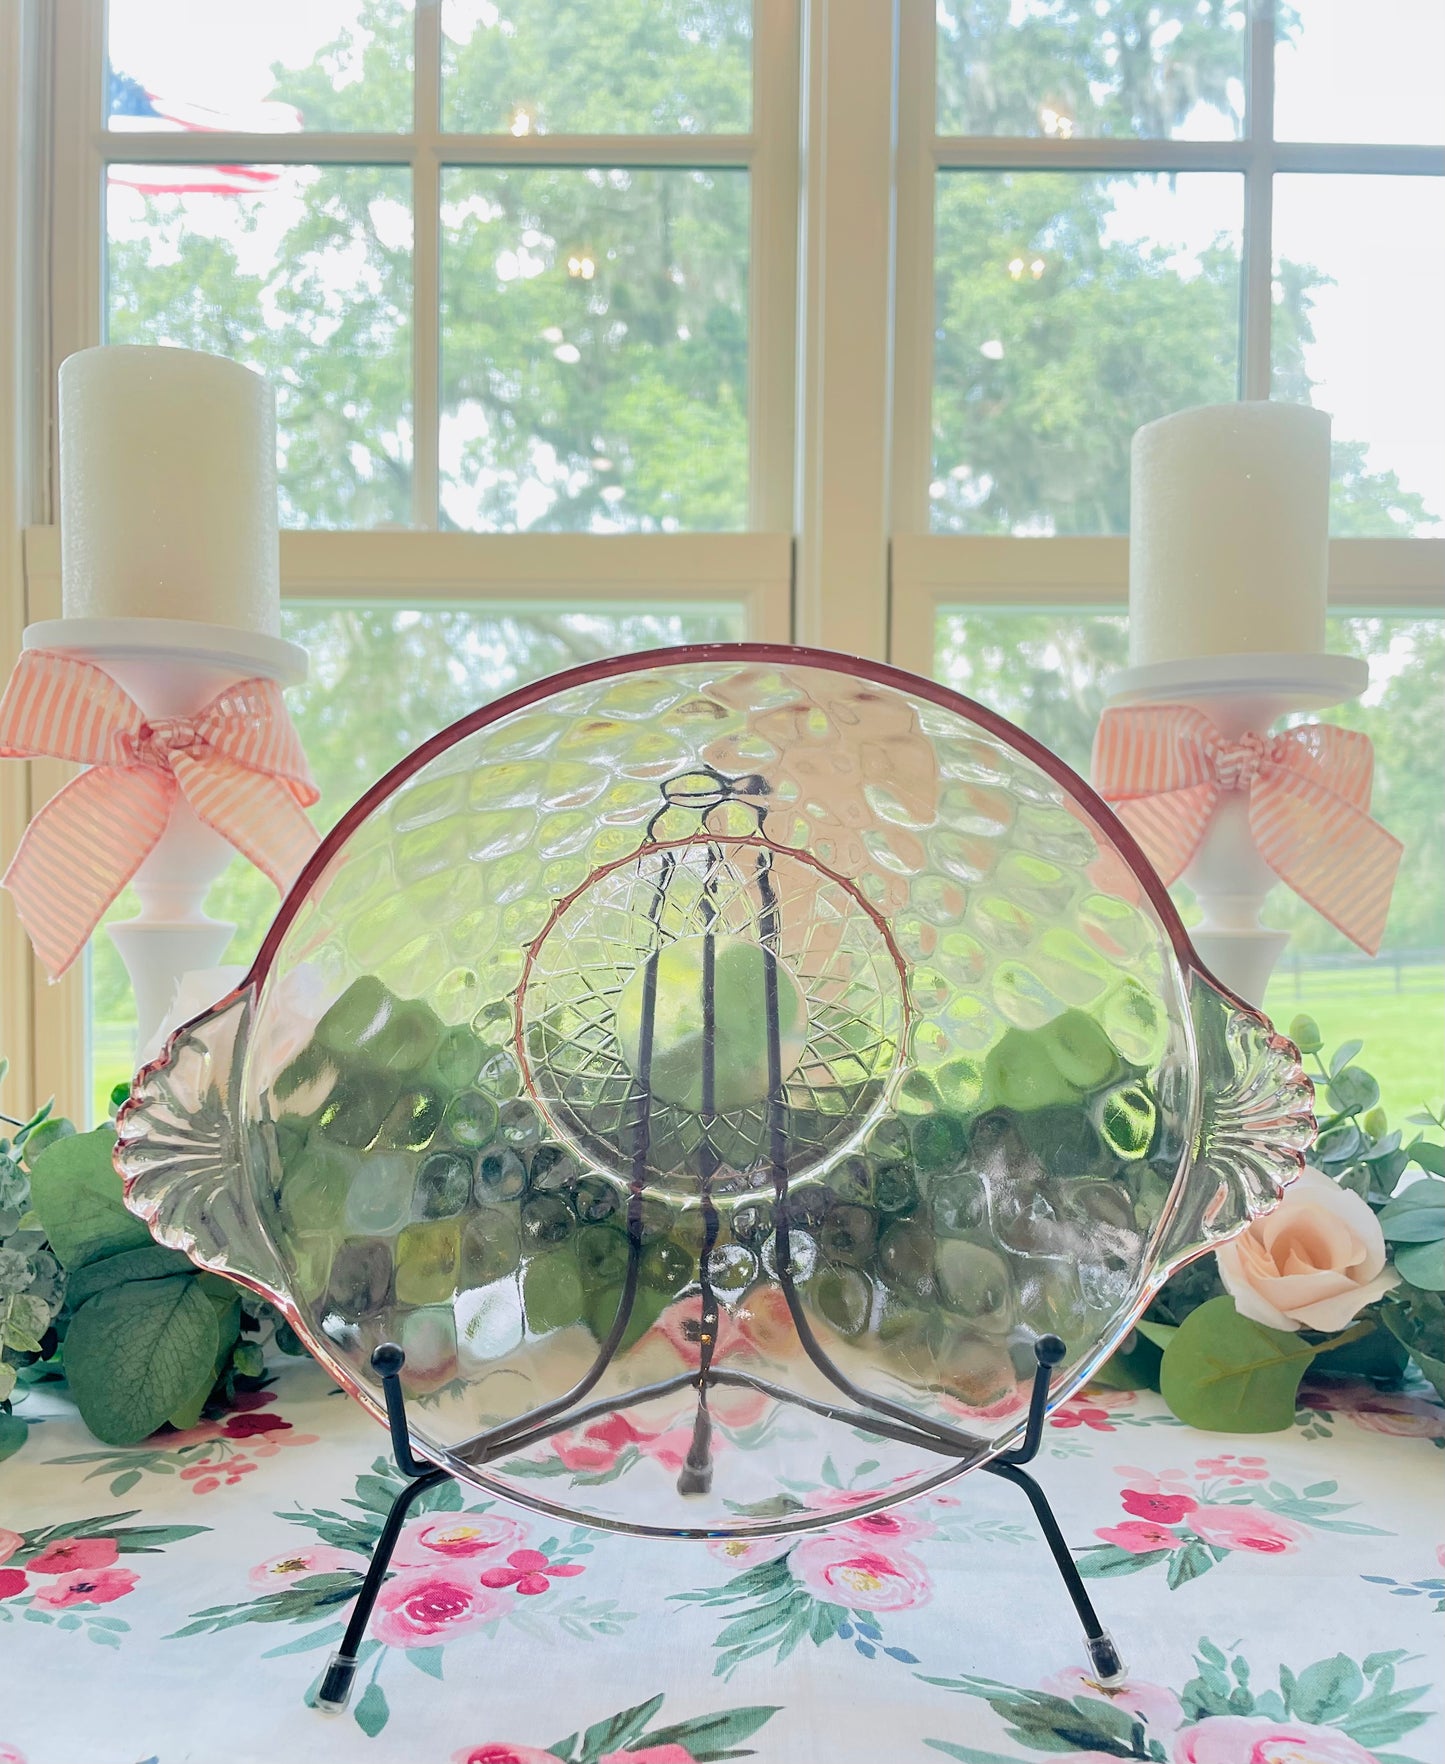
638 1424 703 1476
0 1743 28 1764
478 1549 585 1596
25 1535 119 1576
1044 1666 1184 1734
1195 1456 1270 1482
0 1530 24 1566
451 1746 560 1764
552 1413 653 1473
249 1545 361 1588
791 1535 931 1611
706 1534 793 1570
1122 1490 1198 1525
1341 1393 1445 1441
1176 1715 1379 1764
1096 1520 1179 1554
600 1748 697 1764
370 1567 506 1648
651 1296 757 1366
835 1507 935 1544
1188 1507 1306 1555
1113 1465 1195 1497
30 1565 138 1608
0 1569 28 1600
392 1512 526 1568
1216 1166 1399 1333
455 1742 561 1756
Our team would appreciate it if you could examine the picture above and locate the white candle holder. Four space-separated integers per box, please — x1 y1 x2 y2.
23 616 308 1065
1102 651 1369 1007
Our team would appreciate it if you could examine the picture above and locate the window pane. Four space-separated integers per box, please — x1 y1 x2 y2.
442 0 752 134
440 167 749 532
932 172 1242 534
1273 175 1445 534
1275 0 1445 146
106 165 414 529
89 603 746 1116
107 0 414 133
936 0 1245 140
930 609 1445 1122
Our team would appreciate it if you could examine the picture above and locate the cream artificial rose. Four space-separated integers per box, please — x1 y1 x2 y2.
1216 1166 1399 1334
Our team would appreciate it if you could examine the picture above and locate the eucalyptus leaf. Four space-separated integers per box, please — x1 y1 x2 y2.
1329 1040 1365 1078
1378 1180 1445 1243
1327 1068 1380 1119
1159 1297 1323 1433
1407 1138 1445 1177
1392 1241 1445 1292
63 1243 199 1309
63 1276 219 1445
27 1128 152 1270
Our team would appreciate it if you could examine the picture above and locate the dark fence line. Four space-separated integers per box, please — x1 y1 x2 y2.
1278 947 1443 997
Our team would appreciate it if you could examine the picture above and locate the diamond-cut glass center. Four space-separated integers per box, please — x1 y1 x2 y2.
519 839 908 1194
615 934 809 1114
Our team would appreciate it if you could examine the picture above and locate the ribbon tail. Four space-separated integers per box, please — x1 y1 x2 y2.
173 754 320 895
1249 772 1403 957
2 766 174 978
1111 782 1220 885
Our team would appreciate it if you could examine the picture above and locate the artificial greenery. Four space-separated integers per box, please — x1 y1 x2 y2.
1101 1022 1445 1428
0 1073 302 1451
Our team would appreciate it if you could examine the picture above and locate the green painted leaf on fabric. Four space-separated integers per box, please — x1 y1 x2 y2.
1159 1297 1321 1433
580 1695 666 1762
1393 1240 1445 1291
63 1276 218 1445
353 1680 389 1738
27 1127 153 1270
642 1703 780 1762
926 1746 1034 1764
63 1243 198 1308
406 1645 444 1680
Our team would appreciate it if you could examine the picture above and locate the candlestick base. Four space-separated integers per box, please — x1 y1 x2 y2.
22 616 308 1066
1102 651 1369 1006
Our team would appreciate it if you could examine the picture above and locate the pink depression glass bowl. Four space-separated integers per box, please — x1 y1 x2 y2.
115 645 1314 1537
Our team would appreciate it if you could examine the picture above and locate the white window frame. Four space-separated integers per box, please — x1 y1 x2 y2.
3 0 1442 1124
887 0 1445 671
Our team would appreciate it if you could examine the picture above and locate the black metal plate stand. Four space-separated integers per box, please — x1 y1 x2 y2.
315 1334 1124 1714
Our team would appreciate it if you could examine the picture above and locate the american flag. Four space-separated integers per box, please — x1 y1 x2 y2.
107 68 301 197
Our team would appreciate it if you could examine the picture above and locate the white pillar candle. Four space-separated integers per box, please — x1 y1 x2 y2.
1128 402 1330 667
59 345 280 635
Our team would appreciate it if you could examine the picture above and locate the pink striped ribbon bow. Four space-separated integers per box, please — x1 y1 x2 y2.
1092 703 1402 956
0 648 320 978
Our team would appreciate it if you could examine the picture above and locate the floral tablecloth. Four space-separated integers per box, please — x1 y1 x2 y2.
3 1358 1442 1764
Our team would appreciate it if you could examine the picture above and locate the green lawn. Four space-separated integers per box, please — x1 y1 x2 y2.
1263 962 1444 1129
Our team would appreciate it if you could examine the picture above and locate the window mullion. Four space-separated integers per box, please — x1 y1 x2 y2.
794 0 899 660
747 0 800 533
888 0 934 545
411 0 443 530
1241 0 1276 400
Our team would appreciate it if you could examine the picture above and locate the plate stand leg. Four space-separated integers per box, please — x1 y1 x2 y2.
983 1340 1125 1686
315 1345 454 1713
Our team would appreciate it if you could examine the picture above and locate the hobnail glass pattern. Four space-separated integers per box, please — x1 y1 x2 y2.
117 648 1314 1536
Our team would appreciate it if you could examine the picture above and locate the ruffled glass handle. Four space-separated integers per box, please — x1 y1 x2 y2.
1155 970 1316 1275
114 986 284 1300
